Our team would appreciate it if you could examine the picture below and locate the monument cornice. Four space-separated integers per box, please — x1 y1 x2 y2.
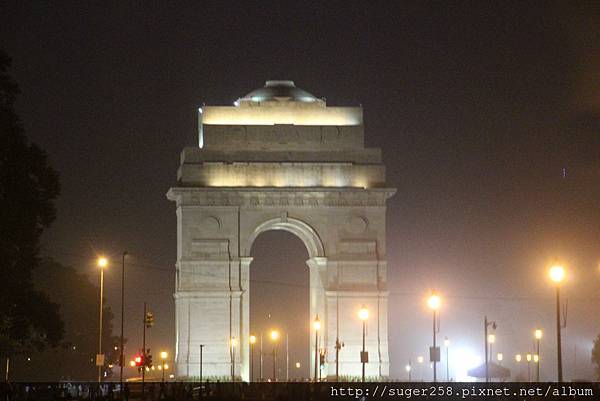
167 186 396 207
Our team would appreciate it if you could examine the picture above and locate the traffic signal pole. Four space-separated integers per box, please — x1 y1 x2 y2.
142 302 147 399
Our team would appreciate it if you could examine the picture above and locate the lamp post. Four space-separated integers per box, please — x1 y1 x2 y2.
313 315 321 382
160 351 168 382
249 335 256 382
96 256 108 383
230 337 236 382
484 316 496 383
359 306 369 383
270 330 279 382
515 354 522 379
406 359 412 382
199 344 204 382
526 353 532 382
497 352 503 365
488 334 495 362
119 251 127 389
444 337 450 381
549 264 565 382
417 356 424 381
534 329 542 381
427 294 441 382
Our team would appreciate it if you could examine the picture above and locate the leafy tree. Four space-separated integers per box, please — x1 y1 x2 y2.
592 333 600 380
0 50 64 361
11 259 122 381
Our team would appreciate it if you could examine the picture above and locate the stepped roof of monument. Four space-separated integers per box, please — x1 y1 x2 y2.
237 80 319 103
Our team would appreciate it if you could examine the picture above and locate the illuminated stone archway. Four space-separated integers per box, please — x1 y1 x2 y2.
167 81 395 381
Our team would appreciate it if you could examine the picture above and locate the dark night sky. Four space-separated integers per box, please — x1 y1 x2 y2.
2 1 599 380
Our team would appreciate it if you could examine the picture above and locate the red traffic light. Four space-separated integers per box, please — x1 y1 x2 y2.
134 355 143 366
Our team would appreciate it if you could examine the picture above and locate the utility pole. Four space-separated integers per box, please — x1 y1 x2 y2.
119 251 127 389
199 344 204 382
335 338 344 382
484 316 496 383
259 333 263 381
142 302 147 399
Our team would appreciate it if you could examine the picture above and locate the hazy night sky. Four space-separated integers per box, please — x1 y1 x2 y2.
2 2 599 380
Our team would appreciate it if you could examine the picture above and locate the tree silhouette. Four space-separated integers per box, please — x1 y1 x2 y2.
11 259 123 381
0 49 64 361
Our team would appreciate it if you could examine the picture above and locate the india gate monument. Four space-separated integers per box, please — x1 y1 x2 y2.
167 81 396 380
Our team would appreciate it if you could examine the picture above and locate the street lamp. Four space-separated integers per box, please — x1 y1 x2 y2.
406 359 412 382
96 256 108 383
444 337 450 381
160 351 168 382
526 353 532 382
230 337 237 382
488 334 496 363
359 305 369 382
534 329 542 381
417 356 424 381
497 353 503 365
270 330 279 382
119 251 128 389
549 263 565 382
427 294 441 382
249 335 257 382
313 315 321 382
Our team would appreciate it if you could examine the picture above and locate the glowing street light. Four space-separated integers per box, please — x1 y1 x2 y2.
534 329 543 381
249 335 257 382
160 351 168 382
487 334 496 367
96 256 108 383
444 337 450 381
270 330 279 382
230 337 237 382
549 263 565 382
515 354 522 362
313 315 321 382
427 293 441 382
359 306 369 382
526 353 532 382
497 353 503 364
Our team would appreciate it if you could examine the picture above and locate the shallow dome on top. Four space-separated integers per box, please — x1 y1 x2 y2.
238 80 319 103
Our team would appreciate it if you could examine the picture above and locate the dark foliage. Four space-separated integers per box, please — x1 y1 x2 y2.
11 259 122 381
0 49 64 358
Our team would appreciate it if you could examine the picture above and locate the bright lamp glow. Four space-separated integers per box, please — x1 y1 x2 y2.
535 329 543 340
444 337 450 347
249 335 257 344
549 265 565 283
417 356 424 364
295 362 301 368
487 334 495 344
230 337 236 347
313 315 321 331
97 257 108 268
427 294 441 310
453 347 481 382
405 364 411 372
526 353 532 362
270 330 279 341
358 306 369 321
515 354 522 362
160 351 168 359
497 353 503 362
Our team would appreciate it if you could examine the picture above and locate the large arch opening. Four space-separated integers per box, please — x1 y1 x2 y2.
249 230 310 380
